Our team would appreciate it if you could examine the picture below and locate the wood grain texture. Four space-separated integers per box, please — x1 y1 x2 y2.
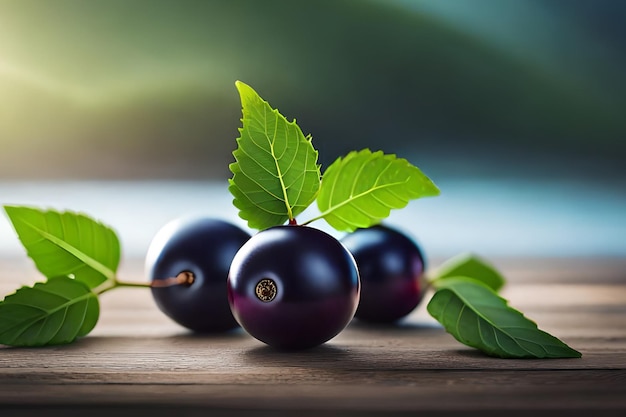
1 258 626 416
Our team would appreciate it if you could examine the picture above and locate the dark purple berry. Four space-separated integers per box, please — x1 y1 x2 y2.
227 225 360 349
146 217 250 332
341 225 425 323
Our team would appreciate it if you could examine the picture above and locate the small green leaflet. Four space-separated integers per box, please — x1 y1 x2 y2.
0 277 99 347
4 206 120 289
427 277 581 359
229 81 321 230
430 252 505 292
315 149 439 232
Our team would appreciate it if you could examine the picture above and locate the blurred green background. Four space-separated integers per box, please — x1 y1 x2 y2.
2 0 625 181
1 0 625 259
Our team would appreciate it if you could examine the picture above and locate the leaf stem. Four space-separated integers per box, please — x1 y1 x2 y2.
423 273 441 289
93 277 151 296
422 277 438 293
92 280 116 296
116 280 153 289
93 272 194 295
300 214 324 226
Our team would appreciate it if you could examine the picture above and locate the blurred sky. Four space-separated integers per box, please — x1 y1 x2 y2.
1 0 625 181
1 0 625 259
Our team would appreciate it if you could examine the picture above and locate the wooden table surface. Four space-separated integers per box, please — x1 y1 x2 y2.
1 257 625 416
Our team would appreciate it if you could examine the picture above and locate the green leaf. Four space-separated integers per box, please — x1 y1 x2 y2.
0 277 99 347
229 81 321 230
315 149 439 232
4 205 120 289
430 252 505 292
427 277 581 359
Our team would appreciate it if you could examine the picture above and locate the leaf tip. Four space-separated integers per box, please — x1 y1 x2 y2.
569 348 583 358
3 204 21 216
235 80 258 105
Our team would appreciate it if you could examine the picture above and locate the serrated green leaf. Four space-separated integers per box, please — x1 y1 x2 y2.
229 81 321 230
431 252 505 291
315 149 439 232
4 205 120 288
427 277 581 359
0 277 99 347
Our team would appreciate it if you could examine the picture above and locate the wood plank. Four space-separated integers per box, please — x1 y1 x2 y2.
1 257 626 415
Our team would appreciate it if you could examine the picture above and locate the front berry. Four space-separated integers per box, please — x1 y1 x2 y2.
227 225 360 349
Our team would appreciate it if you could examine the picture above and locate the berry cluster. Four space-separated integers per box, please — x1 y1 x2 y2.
146 217 426 349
